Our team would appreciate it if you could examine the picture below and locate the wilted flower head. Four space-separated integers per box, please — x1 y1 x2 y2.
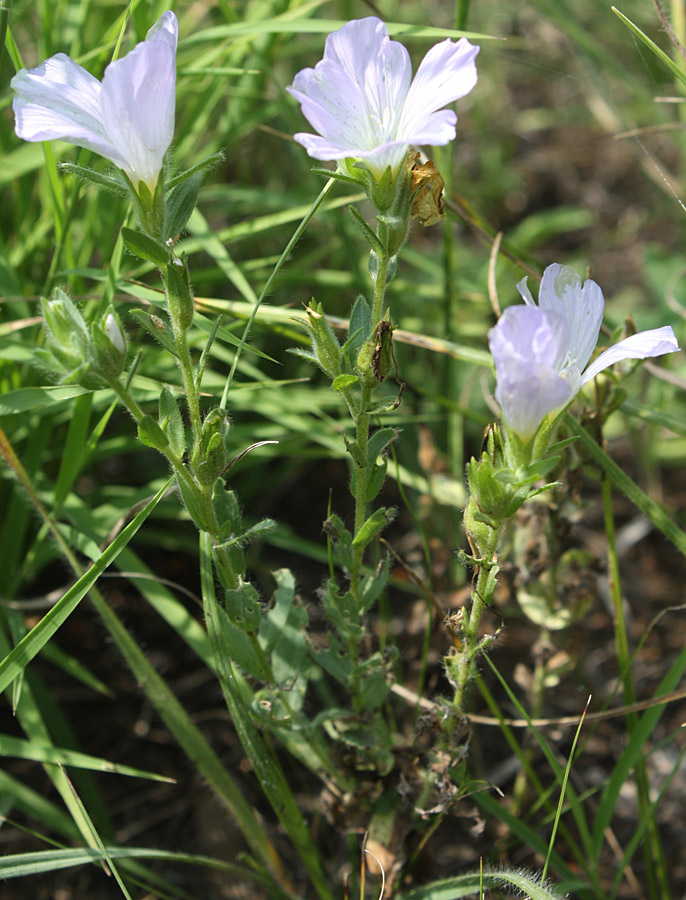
287 17 478 181
11 11 178 192
489 264 680 443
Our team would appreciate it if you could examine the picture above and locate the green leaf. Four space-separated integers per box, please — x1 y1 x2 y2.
566 416 686 557
366 427 398 463
0 385 87 416
331 373 359 392
352 506 396 548
346 295 372 361
129 308 179 358
318 579 362 643
611 7 686 89
199 534 334 900
164 173 201 239
214 518 276 549
0 481 172 695
309 632 353 685
348 205 384 255
137 413 169 450
58 163 128 195
365 460 387 502
260 569 308 686
121 226 170 268
224 581 262 632
166 151 225 190
0 733 173 782
0 846 291 896
397 868 565 900
359 555 390 614
159 386 185 457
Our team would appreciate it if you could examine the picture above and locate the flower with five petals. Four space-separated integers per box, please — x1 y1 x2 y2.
11 11 178 193
287 17 479 182
489 264 680 443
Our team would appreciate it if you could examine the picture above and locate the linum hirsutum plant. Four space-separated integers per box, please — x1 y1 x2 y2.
286 18 479 731
448 264 680 713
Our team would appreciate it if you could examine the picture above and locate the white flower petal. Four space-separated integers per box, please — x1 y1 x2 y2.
326 17 411 124
145 9 178 48
516 275 536 307
288 61 377 154
101 13 177 188
11 54 122 164
581 325 680 384
398 38 478 141
538 264 604 371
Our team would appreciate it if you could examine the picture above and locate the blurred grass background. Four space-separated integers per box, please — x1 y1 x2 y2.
1 0 686 897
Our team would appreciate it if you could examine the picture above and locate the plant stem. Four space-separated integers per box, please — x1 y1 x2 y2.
170 313 203 446
107 377 200 502
370 225 390 327
452 525 501 713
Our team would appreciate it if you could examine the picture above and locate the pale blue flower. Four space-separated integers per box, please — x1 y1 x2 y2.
11 11 178 192
287 17 479 181
490 264 680 442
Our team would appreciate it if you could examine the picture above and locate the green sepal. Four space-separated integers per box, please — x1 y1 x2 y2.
129 308 180 358
121 226 170 268
224 580 262 632
165 259 195 330
137 413 169 450
164 173 201 240
159 386 185 457
352 506 396 549
495 455 559 486
58 162 128 195
346 295 372 362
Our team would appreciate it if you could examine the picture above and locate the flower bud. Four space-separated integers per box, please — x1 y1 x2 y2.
37 288 118 388
90 308 127 381
305 302 343 379
105 313 126 356
192 408 229 488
